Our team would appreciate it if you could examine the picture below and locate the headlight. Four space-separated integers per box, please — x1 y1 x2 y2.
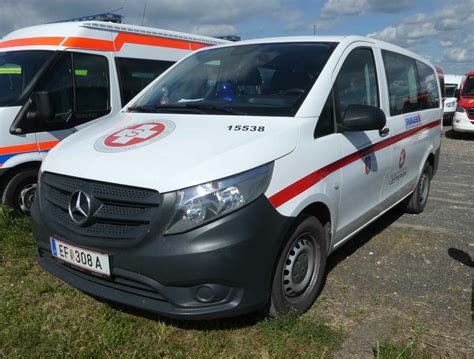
456 106 465 113
165 163 273 234
445 102 455 108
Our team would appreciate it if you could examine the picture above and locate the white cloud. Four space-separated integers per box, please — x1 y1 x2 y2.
321 0 367 18
444 48 468 63
189 24 237 37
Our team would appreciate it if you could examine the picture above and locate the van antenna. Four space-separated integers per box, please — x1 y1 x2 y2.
141 0 148 26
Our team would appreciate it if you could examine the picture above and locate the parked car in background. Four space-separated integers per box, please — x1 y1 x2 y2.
443 74 465 124
0 19 227 214
32 35 442 320
453 72 474 136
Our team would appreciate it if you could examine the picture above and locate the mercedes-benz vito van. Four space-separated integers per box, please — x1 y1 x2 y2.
32 36 442 319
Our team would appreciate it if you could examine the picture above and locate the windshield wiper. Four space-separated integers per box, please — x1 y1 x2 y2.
130 103 246 115
180 103 246 115
128 105 161 113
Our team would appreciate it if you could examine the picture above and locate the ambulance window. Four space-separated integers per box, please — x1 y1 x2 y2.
334 48 379 123
416 61 440 110
35 54 74 124
116 58 174 105
314 91 335 138
74 53 110 115
382 51 420 116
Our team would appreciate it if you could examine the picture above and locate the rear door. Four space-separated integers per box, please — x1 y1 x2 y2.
331 44 392 243
380 50 441 204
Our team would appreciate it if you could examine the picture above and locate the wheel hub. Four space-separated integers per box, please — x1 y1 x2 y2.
18 183 37 214
282 236 315 298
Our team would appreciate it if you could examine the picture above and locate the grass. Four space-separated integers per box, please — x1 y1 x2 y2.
0 207 343 358
373 339 432 359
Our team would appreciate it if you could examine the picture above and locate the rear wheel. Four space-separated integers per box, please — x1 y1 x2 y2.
2 168 39 215
404 162 432 214
266 215 327 317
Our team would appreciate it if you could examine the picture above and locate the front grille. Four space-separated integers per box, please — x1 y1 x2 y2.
41 172 161 241
467 108 474 119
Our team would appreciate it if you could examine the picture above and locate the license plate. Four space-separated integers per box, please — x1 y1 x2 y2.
50 237 110 276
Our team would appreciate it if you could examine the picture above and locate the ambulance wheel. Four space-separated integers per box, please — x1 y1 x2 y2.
266 215 327 317
404 162 432 214
2 168 39 216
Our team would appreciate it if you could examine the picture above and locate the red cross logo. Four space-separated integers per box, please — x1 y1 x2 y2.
104 122 166 148
399 148 406 169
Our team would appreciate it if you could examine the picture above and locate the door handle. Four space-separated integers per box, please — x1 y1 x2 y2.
379 128 390 137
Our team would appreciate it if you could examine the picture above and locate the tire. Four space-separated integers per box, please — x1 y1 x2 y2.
404 162 432 214
265 215 327 317
2 168 39 215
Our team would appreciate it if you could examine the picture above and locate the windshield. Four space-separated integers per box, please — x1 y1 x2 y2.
461 76 474 97
0 50 53 107
133 42 337 116
445 84 457 98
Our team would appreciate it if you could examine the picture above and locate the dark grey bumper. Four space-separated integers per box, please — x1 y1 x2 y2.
32 195 292 320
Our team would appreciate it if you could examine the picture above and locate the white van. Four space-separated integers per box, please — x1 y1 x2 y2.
0 20 227 214
32 36 442 319
443 74 465 124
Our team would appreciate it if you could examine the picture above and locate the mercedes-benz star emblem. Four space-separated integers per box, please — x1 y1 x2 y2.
68 191 91 225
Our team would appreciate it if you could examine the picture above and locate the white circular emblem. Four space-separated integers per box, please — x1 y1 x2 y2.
94 120 175 153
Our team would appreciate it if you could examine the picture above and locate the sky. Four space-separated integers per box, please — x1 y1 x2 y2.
0 0 472 75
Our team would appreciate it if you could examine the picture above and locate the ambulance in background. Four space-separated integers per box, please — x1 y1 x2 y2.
443 74 465 124
0 19 227 214
453 71 474 136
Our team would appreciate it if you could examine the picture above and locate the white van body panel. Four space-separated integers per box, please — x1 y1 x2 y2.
40 35 442 251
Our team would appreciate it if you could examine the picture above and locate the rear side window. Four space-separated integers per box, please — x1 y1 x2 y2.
383 51 439 116
416 61 440 110
334 47 379 122
116 58 174 105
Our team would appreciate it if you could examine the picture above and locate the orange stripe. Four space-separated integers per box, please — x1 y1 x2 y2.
62 37 115 51
38 140 60 151
0 143 38 155
0 140 60 156
0 37 65 48
114 33 210 51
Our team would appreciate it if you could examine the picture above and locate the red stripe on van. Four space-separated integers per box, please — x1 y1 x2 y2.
268 119 441 208
37 140 60 151
0 37 65 48
62 37 115 51
113 33 211 51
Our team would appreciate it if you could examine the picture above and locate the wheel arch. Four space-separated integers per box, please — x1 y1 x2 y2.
0 161 42 198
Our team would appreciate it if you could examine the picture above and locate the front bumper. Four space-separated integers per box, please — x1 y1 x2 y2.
453 112 474 133
32 195 291 320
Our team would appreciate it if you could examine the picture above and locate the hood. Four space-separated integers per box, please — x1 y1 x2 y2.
43 113 300 192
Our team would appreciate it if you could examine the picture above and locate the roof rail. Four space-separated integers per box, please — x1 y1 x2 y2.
50 13 124 24
215 35 241 42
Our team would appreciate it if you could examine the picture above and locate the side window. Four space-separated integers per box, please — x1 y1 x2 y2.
334 48 379 122
74 53 110 115
314 91 335 138
382 50 419 116
34 52 110 129
116 57 174 105
36 54 73 123
416 61 440 110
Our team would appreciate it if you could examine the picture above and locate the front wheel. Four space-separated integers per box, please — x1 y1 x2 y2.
404 162 432 214
2 168 39 215
266 216 327 317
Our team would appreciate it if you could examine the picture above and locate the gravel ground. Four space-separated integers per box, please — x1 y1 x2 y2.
311 126 474 358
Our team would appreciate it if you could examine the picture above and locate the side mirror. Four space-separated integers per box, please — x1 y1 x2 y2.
454 89 460 100
340 104 386 132
27 91 53 123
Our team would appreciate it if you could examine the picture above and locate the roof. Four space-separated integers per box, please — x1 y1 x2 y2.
0 21 228 51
